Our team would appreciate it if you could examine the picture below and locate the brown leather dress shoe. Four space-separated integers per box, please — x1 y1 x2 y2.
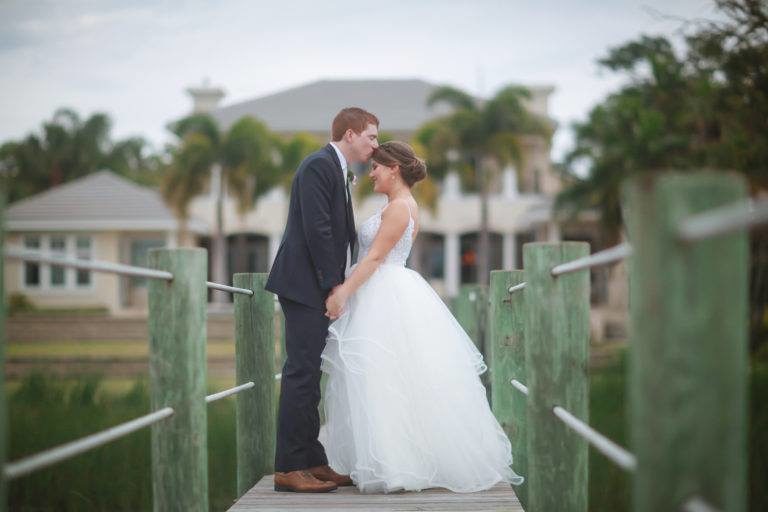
274 470 338 493
307 464 354 487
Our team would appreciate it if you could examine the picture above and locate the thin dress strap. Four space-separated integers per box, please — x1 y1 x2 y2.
383 200 413 222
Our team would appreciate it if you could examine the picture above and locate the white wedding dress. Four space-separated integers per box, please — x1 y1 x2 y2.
319 202 524 493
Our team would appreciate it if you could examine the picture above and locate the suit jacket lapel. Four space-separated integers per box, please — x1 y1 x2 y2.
325 144 357 259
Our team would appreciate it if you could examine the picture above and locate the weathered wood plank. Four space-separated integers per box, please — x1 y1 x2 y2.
234 273 276 497
624 173 748 512
523 242 589 512
488 269 528 509
453 284 488 353
1 191 7 512
148 248 208 511
227 475 523 511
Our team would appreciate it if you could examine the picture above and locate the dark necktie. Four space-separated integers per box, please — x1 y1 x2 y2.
345 176 358 262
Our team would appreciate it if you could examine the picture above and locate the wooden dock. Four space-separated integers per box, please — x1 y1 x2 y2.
228 475 524 511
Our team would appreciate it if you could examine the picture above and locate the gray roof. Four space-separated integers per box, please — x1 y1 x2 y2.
210 79 455 133
6 170 207 232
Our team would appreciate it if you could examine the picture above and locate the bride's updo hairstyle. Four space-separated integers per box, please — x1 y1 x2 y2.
372 141 427 188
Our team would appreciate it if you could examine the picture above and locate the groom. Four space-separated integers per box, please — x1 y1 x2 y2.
265 107 379 492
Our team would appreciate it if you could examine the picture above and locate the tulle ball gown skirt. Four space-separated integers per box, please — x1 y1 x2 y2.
319 264 524 493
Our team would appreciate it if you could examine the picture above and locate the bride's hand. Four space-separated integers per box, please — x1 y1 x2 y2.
325 285 348 319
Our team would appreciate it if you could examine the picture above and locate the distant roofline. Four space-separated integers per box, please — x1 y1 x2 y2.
7 170 149 211
6 170 208 232
216 77 554 114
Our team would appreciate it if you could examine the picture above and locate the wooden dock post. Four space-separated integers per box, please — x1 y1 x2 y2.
0 192 6 512
233 273 276 497
523 242 590 512
624 173 748 512
454 284 488 353
488 269 528 508
148 248 208 512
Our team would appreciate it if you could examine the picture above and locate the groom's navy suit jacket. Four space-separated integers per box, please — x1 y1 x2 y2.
265 144 357 309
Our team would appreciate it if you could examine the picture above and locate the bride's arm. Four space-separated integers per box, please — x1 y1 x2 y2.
325 200 410 318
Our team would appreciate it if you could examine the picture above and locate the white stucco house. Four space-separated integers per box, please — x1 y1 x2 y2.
3 170 207 315
2 78 625 338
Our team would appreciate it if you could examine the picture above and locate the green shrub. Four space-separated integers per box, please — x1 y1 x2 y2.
7 292 35 315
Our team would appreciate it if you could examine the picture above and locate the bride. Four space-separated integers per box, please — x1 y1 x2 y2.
320 141 524 493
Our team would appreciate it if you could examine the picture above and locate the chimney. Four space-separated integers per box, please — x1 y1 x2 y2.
186 77 225 114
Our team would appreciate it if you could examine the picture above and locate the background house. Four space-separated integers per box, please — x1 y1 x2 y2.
189 79 562 290
3 170 207 315
2 78 625 339
188 78 625 339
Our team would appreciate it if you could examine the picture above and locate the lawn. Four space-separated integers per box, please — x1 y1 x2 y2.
7 340 236 359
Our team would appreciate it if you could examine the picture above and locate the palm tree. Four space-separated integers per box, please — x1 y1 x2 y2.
162 114 279 303
274 132 323 191
422 85 553 285
0 108 157 202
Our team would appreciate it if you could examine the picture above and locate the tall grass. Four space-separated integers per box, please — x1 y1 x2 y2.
587 350 768 512
8 373 236 511
6 357 767 511
589 352 630 511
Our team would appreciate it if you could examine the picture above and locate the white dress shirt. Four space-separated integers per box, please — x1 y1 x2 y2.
329 142 353 272
329 142 348 202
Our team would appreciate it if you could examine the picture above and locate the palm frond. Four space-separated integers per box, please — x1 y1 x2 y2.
427 86 477 111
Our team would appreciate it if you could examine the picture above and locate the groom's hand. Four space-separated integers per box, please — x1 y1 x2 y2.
325 285 347 319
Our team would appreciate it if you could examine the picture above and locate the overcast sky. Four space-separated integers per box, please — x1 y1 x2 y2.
0 0 720 162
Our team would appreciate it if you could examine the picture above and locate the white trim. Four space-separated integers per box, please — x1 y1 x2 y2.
7 219 208 233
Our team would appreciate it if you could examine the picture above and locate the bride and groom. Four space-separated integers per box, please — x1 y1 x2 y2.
265 107 523 493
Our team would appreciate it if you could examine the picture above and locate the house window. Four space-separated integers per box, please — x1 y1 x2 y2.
130 239 166 287
49 235 67 287
418 233 445 279
23 235 41 287
21 234 93 290
75 236 92 286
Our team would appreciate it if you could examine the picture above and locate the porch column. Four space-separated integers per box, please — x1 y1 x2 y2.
502 232 516 270
548 220 561 242
444 232 460 298
268 233 282 271
165 230 178 249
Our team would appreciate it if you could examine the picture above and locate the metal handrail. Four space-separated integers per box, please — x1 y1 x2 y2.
510 379 529 395
206 281 253 296
551 242 633 277
682 495 722 512
679 198 768 242
552 406 637 471
507 242 633 293
4 246 255 296
205 382 254 403
3 407 174 480
4 247 173 280
510 379 636 471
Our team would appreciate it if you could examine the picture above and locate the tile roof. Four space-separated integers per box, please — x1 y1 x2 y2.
6 170 207 232
210 79 456 133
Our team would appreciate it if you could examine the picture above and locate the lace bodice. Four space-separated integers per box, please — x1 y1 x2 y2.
356 204 415 266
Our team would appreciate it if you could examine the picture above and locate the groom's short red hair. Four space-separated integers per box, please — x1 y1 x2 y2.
332 107 379 142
